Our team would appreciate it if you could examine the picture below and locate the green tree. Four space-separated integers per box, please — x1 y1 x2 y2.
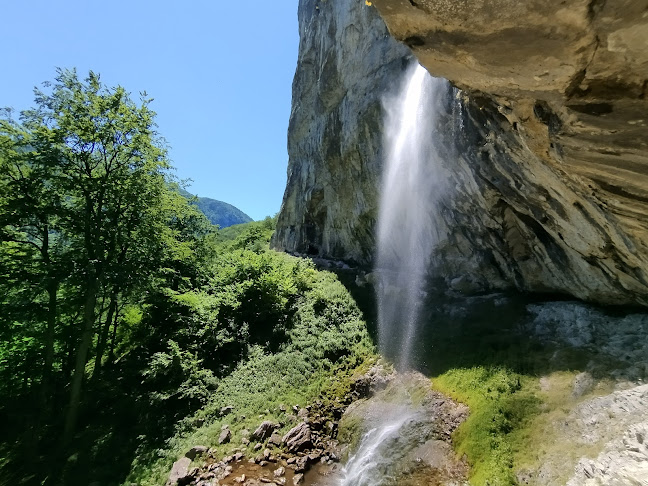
0 114 70 429
0 69 212 445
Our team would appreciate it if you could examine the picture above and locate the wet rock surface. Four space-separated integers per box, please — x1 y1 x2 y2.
527 301 648 381
333 372 469 485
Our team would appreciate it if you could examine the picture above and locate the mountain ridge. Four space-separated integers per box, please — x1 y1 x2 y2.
179 188 253 227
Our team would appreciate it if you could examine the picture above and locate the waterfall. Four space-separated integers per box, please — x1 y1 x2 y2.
336 63 449 486
338 407 416 486
376 63 447 370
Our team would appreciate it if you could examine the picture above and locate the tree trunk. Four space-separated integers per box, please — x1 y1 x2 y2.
93 291 118 378
107 306 121 365
38 225 57 438
62 275 98 444
39 278 58 420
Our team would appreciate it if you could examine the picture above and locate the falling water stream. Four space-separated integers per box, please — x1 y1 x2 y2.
337 64 449 485
376 63 447 371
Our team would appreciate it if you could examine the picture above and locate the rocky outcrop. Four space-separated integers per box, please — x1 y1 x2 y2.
251 421 279 441
272 0 412 263
282 422 313 452
166 457 191 486
273 0 648 306
371 0 648 305
336 372 468 484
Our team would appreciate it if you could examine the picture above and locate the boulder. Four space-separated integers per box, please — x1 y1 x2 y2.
218 428 232 445
283 422 312 453
252 421 279 441
220 405 234 416
166 457 191 486
184 445 208 460
267 432 283 447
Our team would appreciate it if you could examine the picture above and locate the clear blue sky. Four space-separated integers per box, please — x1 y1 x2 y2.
1 1 299 221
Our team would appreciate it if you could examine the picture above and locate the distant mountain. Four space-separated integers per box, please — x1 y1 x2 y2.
178 188 253 228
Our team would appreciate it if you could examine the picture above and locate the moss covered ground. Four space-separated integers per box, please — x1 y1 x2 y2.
412 292 619 485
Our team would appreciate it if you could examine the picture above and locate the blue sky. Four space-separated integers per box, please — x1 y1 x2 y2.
1 1 299 221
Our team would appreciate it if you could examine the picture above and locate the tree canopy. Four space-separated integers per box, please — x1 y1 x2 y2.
0 68 212 456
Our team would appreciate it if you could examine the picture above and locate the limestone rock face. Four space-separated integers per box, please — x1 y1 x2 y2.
371 0 648 305
272 0 412 263
274 0 648 305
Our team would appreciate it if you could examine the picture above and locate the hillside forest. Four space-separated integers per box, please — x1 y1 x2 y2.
0 70 374 485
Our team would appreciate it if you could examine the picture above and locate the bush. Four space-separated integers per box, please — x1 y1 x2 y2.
125 228 374 485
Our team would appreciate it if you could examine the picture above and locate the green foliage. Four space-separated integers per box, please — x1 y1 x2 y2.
433 367 541 486
0 70 373 486
214 215 277 250
126 245 373 485
142 340 218 409
0 69 214 484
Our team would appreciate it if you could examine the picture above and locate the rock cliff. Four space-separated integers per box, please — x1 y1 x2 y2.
273 0 648 306
273 0 412 263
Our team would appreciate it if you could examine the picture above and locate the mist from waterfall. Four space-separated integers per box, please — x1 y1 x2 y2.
376 63 447 370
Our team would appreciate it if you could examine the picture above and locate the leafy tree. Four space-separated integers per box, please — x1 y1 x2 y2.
0 69 212 445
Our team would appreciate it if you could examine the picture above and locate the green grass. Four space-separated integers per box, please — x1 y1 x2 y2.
433 367 541 486
432 366 616 485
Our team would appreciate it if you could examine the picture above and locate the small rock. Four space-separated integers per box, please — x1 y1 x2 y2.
233 452 245 461
274 466 286 477
254 442 263 451
572 371 596 398
293 473 304 485
220 405 234 416
185 445 209 460
294 456 309 473
253 421 279 441
279 404 287 412
268 432 283 447
219 428 232 445
242 437 250 445
234 474 246 483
